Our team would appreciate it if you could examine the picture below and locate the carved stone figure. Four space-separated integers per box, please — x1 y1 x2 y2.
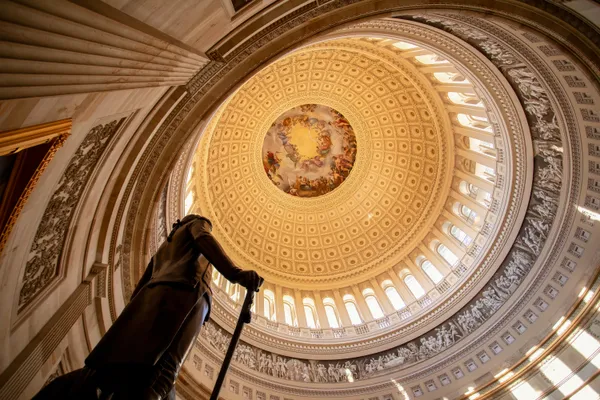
535 116 561 141
508 68 547 98
480 41 520 66
448 322 462 340
418 15 489 40
470 304 485 323
518 224 543 255
495 275 514 295
482 288 503 311
316 364 327 382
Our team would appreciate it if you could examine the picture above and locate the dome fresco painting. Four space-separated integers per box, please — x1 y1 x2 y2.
192 37 455 285
262 104 357 197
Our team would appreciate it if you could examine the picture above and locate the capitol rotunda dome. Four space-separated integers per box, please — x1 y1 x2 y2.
1 2 598 400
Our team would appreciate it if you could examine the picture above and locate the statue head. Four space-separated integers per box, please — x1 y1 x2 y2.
167 214 213 241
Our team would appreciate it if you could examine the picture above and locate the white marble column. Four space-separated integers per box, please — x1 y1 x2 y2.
0 0 209 99
454 170 495 194
351 286 373 322
386 269 416 304
294 289 307 328
442 209 479 239
405 258 435 291
332 290 352 326
312 291 330 329
275 285 285 324
418 244 451 276
456 148 497 169
255 288 265 317
369 279 395 315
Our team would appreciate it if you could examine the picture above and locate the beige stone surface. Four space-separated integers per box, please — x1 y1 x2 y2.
101 0 277 52
0 85 167 372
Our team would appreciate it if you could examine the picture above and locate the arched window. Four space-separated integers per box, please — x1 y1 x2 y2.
263 289 276 321
303 298 319 329
184 191 194 213
457 113 492 132
212 269 221 286
437 244 459 267
230 284 240 303
459 181 484 203
460 204 478 224
421 260 444 284
469 138 496 157
283 295 297 327
404 275 426 298
415 54 449 65
362 288 385 319
343 294 363 325
323 297 340 328
393 41 417 50
448 91 482 106
382 281 406 310
450 225 473 247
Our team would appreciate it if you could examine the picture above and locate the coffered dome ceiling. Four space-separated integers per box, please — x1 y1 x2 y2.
192 38 454 288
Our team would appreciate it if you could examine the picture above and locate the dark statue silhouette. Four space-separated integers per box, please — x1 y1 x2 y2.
33 215 262 400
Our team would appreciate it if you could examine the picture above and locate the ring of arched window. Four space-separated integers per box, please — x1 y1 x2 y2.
421 260 444 284
403 275 426 299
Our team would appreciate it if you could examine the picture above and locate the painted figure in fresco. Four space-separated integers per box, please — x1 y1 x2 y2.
263 151 281 176
34 215 262 400
318 133 332 155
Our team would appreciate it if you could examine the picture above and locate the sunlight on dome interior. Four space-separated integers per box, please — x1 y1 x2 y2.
182 26 600 398
4 3 599 400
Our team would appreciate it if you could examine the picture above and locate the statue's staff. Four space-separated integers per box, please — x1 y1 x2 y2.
210 277 263 400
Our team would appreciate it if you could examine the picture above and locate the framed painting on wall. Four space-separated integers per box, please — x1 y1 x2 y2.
0 119 71 255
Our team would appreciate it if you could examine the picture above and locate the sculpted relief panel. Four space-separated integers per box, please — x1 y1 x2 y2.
199 249 536 383
18 118 125 312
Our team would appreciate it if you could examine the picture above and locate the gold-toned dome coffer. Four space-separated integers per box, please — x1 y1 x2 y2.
262 104 357 197
194 38 453 286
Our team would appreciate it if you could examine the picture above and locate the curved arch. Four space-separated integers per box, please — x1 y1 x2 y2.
323 297 341 329
62 2 596 396
403 274 426 299
283 294 297 327
303 297 319 329
362 288 385 319
343 294 363 325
